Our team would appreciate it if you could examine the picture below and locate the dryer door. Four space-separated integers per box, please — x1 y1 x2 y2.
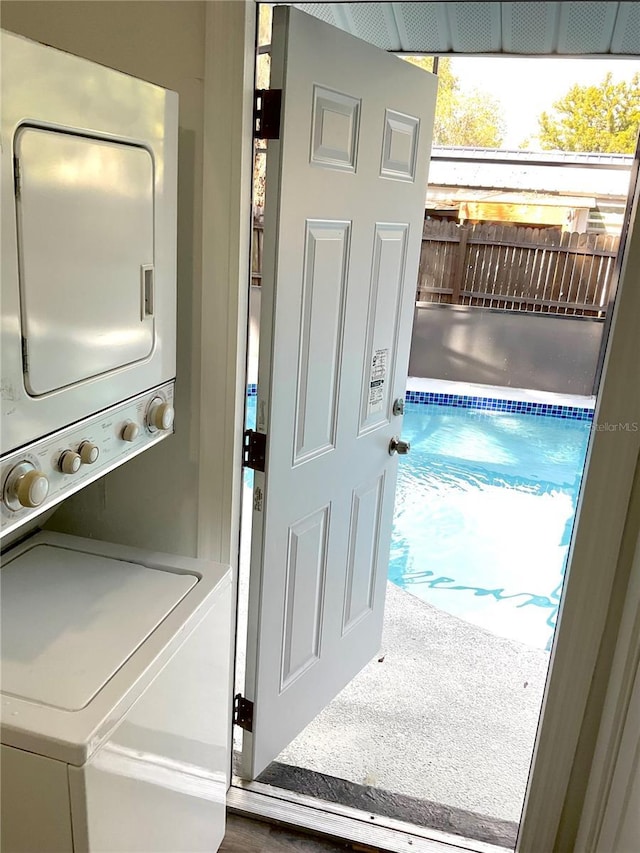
15 127 155 396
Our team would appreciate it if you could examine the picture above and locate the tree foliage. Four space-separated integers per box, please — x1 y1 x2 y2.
538 73 640 153
404 56 505 148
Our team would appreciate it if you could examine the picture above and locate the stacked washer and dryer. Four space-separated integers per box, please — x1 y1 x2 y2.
1 31 231 853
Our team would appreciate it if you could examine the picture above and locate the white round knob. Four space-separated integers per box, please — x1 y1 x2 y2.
16 469 49 508
78 441 99 464
121 421 140 442
59 450 81 474
147 400 174 432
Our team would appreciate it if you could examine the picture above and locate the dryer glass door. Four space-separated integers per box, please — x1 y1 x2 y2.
15 127 155 396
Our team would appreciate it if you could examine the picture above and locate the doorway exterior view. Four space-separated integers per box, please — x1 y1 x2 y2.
2 3 639 852
236 5 640 852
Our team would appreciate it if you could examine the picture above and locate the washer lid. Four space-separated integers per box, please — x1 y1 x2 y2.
0 544 197 711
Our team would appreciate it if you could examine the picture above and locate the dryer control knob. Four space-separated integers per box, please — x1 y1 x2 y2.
4 462 49 511
79 441 100 464
147 400 175 432
15 468 49 509
59 450 81 475
121 422 140 442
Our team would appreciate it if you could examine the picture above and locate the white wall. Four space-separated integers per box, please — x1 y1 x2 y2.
3 1 206 555
2 0 254 566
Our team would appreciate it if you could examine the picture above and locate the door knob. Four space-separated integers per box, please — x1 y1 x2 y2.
389 436 410 456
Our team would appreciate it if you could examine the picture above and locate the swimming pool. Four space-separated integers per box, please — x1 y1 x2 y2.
390 399 592 650
245 388 593 651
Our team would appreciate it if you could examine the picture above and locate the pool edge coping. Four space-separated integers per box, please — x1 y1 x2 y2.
246 382 595 422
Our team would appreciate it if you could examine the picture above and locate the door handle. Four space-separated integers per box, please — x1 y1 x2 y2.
389 436 410 456
141 264 154 317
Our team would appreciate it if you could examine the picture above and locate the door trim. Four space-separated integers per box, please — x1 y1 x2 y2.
198 0 256 794
198 0 256 567
574 524 640 850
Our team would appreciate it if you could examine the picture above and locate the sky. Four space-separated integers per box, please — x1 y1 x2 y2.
447 56 640 149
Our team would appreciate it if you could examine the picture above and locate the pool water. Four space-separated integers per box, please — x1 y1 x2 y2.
245 394 592 651
390 403 591 651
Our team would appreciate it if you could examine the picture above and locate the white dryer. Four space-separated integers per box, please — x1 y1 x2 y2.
1 30 179 539
1 532 231 853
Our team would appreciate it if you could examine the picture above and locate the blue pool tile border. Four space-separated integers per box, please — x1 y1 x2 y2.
247 384 593 420
404 390 594 421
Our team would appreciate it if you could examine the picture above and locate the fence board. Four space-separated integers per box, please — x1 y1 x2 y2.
250 218 619 317
416 221 619 316
451 226 470 303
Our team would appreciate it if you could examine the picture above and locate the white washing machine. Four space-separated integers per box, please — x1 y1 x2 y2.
1 531 231 853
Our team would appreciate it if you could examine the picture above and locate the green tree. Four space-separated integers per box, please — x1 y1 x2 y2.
538 73 640 153
404 56 505 148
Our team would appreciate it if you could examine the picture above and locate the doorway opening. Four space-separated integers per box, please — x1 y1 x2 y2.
234 4 640 850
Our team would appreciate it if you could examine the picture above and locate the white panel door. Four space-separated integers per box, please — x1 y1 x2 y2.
241 6 437 779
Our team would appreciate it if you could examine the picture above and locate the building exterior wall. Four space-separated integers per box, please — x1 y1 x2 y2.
252 287 604 396
427 148 633 235
409 304 603 396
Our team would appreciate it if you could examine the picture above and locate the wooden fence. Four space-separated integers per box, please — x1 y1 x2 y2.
252 218 620 317
417 220 619 316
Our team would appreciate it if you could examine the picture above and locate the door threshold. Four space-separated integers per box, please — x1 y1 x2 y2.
229 778 513 853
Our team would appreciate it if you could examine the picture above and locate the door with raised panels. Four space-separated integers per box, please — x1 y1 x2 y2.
241 5 437 778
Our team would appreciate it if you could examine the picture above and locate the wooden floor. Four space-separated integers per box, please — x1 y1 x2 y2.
219 814 375 852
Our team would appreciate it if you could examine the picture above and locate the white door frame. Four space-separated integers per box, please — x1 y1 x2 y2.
517 169 640 852
198 0 257 788
203 5 640 848
574 525 640 852
198 0 256 569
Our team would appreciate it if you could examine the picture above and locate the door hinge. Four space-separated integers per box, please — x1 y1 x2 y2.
234 693 254 732
13 157 21 197
243 429 266 472
254 89 282 140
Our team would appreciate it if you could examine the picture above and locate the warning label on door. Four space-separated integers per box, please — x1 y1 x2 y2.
368 348 388 415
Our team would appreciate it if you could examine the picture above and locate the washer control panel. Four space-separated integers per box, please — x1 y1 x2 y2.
1 382 174 538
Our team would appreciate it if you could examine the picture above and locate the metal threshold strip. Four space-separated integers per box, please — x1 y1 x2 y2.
228 778 513 853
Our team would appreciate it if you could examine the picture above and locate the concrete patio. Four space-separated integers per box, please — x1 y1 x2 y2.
274 582 548 828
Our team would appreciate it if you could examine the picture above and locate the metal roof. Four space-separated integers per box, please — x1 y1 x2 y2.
431 147 634 167
294 2 640 56
428 147 633 196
